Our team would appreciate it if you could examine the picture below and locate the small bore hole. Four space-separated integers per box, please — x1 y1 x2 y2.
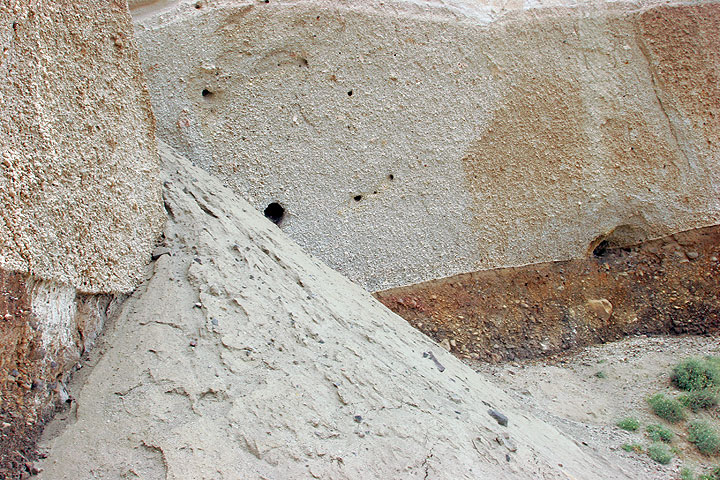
388 174 394 180
347 90 353 96
263 202 285 225
353 195 362 202
201 89 212 97
195 2 202 8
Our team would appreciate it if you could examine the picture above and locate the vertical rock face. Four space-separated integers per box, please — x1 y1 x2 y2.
0 0 163 293
0 1 164 475
132 0 720 291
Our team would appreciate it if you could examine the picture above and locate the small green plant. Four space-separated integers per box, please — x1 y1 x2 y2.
594 370 607 379
698 467 720 480
621 442 643 453
681 466 696 480
679 388 720 412
672 357 720 392
648 393 686 423
617 417 640 431
647 443 673 465
688 420 720 455
646 423 673 443
698 466 720 480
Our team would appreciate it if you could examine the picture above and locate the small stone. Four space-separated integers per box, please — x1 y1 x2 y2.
9 369 19 377
353 415 362 423
439 338 451 351
686 251 699 260
488 408 508 426
194 302 203 308
31 379 44 391
586 299 613 321
211 318 219 326
151 246 171 260
3 313 12 320
189 339 198 347
449 339 457 348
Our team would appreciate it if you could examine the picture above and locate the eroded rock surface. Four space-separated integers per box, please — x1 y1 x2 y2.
132 0 719 291
376 226 720 362
37 144 638 479
1 0 163 293
1 2 164 476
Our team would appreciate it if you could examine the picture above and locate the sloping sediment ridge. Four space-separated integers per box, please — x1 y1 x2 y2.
36 144 633 479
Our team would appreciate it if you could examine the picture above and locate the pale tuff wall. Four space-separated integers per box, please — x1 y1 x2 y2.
132 0 720 291
0 0 164 294
0 2 164 466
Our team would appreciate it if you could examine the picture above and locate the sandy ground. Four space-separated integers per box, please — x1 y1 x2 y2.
34 143 646 479
472 334 720 479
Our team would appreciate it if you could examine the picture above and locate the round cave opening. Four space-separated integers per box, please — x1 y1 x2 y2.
264 202 285 225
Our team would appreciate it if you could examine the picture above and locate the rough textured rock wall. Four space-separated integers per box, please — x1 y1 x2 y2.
0 1 164 476
132 0 719 292
1 0 164 294
37 144 638 479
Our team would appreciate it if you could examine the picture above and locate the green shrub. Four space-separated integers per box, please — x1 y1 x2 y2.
672 357 720 392
647 443 673 465
698 467 720 480
681 466 695 480
699 466 720 480
617 417 640 431
646 424 673 443
679 388 719 412
595 370 607 379
688 420 720 455
621 443 643 453
648 393 686 423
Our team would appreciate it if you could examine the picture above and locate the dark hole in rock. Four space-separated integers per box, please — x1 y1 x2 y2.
264 202 285 225
195 2 202 8
202 89 212 97
593 240 609 257
388 174 394 180
347 90 353 96
353 195 362 202
589 223 649 258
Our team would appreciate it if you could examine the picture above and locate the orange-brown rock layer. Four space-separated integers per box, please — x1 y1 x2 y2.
0 270 117 479
375 225 720 363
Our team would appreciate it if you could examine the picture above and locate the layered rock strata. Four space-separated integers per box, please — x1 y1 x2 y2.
376 225 720 363
0 1 164 475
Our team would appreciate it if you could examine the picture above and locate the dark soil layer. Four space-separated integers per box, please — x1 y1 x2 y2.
376 225 720 363
0 271 44 479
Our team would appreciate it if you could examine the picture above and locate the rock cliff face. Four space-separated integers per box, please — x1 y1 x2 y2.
132 0 719 291
37 144 638 479
0 1 163 475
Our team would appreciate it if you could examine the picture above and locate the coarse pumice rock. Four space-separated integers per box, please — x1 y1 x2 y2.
0 1 165 471
37 143 637 479
1 0 164 294
131 0 720 291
